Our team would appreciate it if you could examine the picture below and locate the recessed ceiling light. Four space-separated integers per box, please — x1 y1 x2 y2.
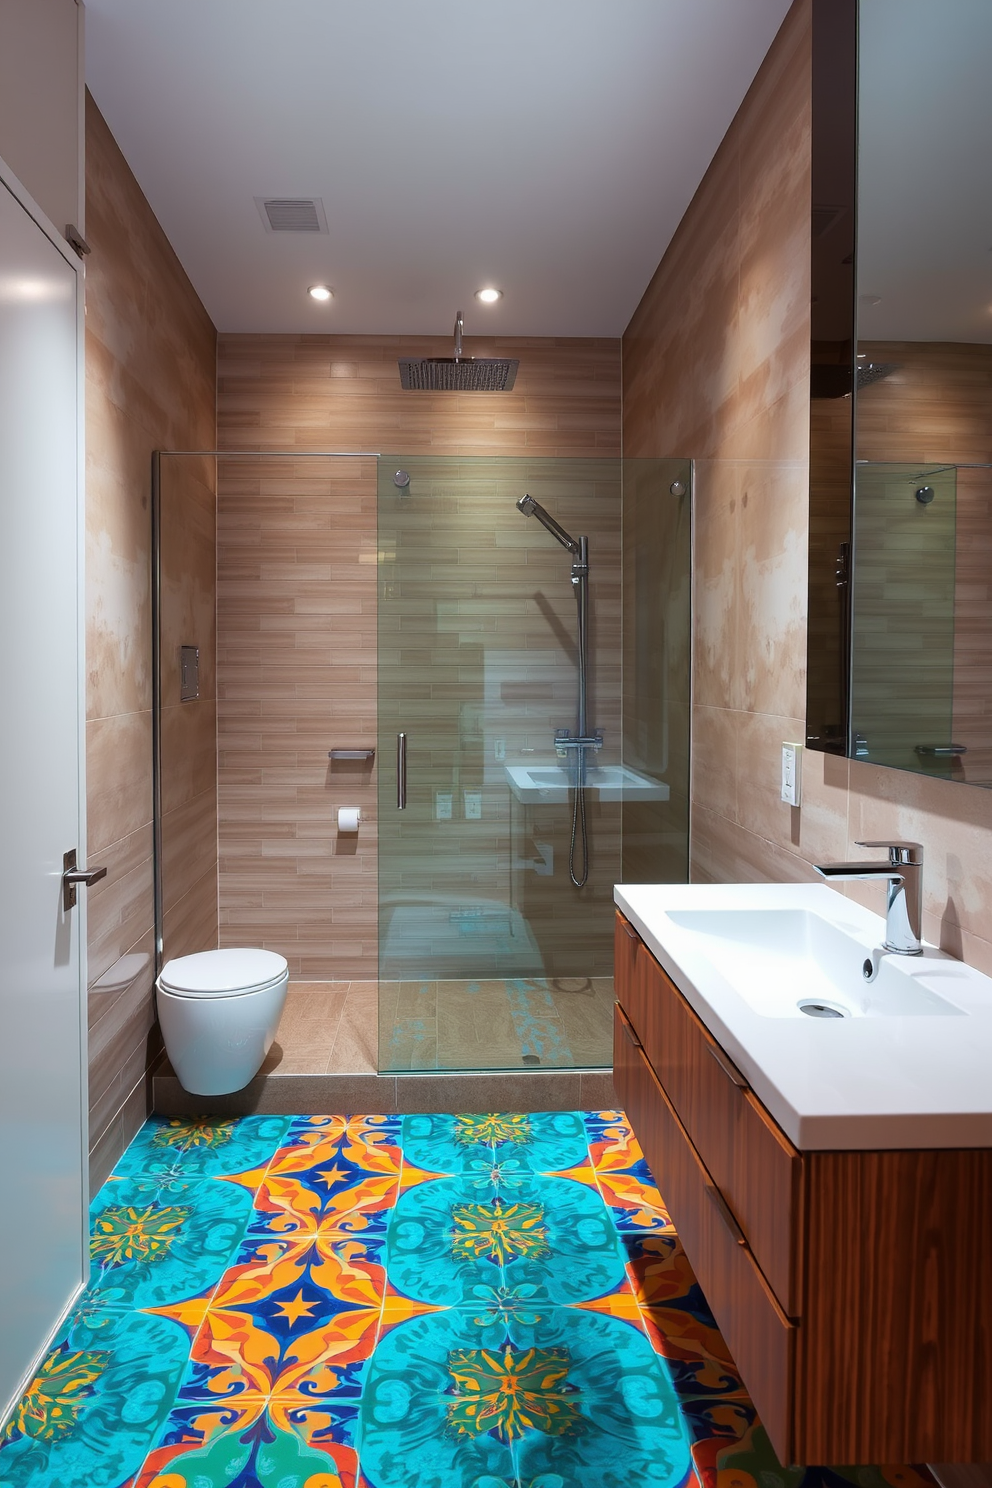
475 287 502 304
308 284 333 301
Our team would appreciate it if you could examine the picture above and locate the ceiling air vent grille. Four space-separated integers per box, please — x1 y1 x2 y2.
255 197 328 233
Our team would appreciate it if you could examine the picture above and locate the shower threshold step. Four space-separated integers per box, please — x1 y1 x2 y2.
152 1065 615 1118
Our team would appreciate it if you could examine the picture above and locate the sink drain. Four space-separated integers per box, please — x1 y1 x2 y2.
798 1000 847 1019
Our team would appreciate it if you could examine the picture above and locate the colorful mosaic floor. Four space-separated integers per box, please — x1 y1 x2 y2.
0 1111 934 1488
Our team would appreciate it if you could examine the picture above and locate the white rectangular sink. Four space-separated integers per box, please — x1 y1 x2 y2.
615 881 992 1150
665 908 965 1019
505 762 670 803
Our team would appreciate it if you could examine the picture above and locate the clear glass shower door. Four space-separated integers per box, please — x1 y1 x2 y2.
376 455 691 1073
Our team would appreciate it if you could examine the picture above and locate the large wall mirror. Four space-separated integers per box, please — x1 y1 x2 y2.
807 0 992 787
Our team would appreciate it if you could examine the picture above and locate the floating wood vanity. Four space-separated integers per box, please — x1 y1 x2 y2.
614 909 992 1466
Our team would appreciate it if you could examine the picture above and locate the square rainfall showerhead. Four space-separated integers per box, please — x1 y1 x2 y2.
398 357 519 391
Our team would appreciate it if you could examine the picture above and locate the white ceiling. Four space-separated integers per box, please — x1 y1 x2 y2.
83 0 792 336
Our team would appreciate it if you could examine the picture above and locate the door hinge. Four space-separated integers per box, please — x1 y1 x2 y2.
65 224 91 259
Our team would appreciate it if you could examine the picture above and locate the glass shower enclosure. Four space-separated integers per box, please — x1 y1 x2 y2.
153 450 691 1079
376 456 691 1072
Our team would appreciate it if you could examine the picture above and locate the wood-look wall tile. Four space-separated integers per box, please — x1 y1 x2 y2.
85 92 217 1156
216 342 622 979
86 710 153 856
86 828 154 988
85 377 153 721
161 789 219 913
162 865 219 963
161 701 218 816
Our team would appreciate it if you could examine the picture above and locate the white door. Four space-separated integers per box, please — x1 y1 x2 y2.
0 170 87 1422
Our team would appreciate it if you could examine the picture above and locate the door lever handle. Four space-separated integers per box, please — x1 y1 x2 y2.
62 849 108 911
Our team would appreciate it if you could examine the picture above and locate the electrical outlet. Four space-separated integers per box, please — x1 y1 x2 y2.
781 741 803 806
463 790 483 820
435 791 453 821
494 738 506 762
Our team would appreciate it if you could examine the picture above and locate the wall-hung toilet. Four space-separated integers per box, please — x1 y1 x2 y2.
156 948 289 1096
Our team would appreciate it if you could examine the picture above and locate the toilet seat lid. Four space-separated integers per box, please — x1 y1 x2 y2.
159 948 288 997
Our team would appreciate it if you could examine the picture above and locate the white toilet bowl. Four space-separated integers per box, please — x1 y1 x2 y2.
156 948 289 1096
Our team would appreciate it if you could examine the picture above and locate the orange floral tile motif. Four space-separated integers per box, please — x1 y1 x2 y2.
4 1348 109 1442
445 1346 583 1441
150 1118 238 1150
450 1201 550 1264
580 1109 676 1231
247 1115 405 1239
452 1113 533 1146
90 1204 192 1266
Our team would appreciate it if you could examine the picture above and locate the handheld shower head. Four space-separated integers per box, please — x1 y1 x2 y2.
515 493 580 554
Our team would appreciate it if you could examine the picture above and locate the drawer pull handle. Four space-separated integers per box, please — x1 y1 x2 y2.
705 1183 747 1247
615 1003 642 1047
619 917 640 941
707 1041 749 1089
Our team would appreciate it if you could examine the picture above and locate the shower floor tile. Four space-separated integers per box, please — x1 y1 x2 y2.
0 1111 937 1488
261 977 616 1075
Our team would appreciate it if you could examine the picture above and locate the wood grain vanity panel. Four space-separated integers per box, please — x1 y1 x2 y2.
615 912 801 1313
614 911 642 1004
796 1147 992 1465
617 905 992 1462
613 1003 796 1462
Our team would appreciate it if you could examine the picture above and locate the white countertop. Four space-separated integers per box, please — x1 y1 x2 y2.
614 881 992 1151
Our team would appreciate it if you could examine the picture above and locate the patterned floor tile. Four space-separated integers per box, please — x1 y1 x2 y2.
0 1111 939 1488
136 1402 357 1488
87 1176 256 1312
246 1121 402 1242
399 1110 590 1176
0 1305 190 1488
113 1115 291 1183
359 1304 692 1488
582 1109 676 1232
384 1172 626 1308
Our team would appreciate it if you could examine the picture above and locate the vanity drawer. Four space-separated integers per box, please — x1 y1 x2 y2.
614 1002 796 1463
615 913 802 1316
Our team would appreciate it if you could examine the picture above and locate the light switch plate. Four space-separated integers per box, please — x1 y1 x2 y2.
781 741 803 806
463 791 483 820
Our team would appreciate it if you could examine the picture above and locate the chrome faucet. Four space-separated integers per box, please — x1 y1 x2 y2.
813 841 924 955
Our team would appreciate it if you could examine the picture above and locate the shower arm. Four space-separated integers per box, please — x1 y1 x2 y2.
516 495 582 556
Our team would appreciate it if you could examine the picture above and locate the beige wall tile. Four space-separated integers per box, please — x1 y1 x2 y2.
86 828 154 988
216 345 622 979
85 93 216 1157
691 706 739 827
86 711 153 856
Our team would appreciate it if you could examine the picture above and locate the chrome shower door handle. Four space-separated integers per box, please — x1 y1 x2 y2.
396 733 407 810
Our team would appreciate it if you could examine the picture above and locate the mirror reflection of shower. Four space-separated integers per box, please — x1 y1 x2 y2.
515 494 602 888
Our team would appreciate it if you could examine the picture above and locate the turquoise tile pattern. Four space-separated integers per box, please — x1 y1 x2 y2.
0 1112 936 1488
